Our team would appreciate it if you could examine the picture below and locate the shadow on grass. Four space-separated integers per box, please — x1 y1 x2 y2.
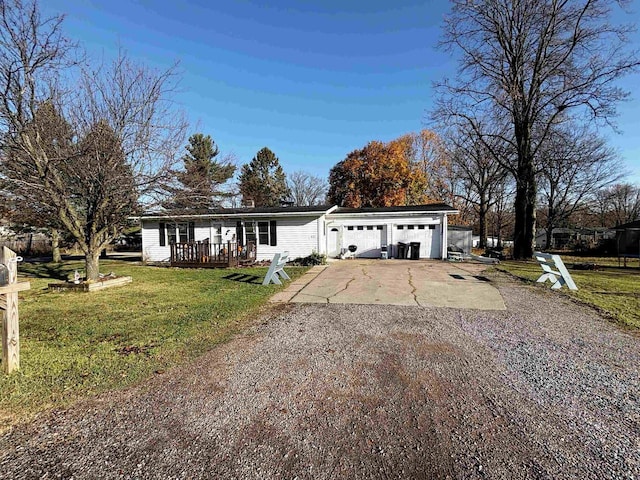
19 261 76 280
223 273 263 284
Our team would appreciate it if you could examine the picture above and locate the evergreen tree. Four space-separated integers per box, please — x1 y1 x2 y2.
164 133 235 212
238 147 291 207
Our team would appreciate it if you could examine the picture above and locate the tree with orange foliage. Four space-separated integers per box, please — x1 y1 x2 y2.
391 129 453 204
328 140 426 208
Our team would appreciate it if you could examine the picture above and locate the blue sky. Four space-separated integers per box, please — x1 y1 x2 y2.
43 0 640 183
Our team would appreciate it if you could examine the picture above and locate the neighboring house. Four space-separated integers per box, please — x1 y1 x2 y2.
139 203 458 266
535 227 615 250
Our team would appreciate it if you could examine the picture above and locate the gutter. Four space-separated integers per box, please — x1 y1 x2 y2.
140 209 333 221
327 209 459 218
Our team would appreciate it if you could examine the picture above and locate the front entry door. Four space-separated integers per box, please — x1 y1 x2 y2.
327 227 341 258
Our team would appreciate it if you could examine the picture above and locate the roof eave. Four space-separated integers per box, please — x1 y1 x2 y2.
139 209 333 221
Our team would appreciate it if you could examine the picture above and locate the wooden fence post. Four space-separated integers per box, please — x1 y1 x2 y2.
0 247 30 374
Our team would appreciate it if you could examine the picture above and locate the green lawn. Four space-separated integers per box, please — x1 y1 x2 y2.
497 256 640 329
1 259 306 428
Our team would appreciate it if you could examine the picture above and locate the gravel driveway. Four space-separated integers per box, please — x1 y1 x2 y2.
1 273 639 479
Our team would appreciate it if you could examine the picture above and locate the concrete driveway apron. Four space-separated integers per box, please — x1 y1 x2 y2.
272 259 506 310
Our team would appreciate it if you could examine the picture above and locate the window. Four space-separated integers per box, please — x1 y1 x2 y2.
366 226 373 230
257 220 277 246
245 221 256 244
408 225 415 230
162 222 195 245
397 225 404 230
376 226 383 230
211 223 222 244
418 225 425 230
347 226 354 231
258 221 269 245
178 223 188 243
167 226 177 245
429 225 436 230
357 226 364 230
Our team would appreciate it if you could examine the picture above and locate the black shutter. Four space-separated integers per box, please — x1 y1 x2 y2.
270 220 277 246
236 221 244 244
188 222 195 242
159 222 166 246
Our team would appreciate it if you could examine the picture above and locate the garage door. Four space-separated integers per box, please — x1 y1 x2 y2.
343 225 386 258
393 224 441 258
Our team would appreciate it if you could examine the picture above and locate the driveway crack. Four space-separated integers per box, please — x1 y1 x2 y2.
407 267 419 305
361 267 373 280
327 276 357 303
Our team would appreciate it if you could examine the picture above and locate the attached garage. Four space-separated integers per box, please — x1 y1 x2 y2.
326 204 457 260
393 223 440 258
342 224 386 258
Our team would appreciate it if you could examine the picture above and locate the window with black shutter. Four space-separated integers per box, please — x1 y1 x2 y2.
188 222 195 242
258 221 269 245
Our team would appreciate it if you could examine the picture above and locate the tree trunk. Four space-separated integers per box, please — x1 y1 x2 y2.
512 123 536 259
85 249 101 282
478 193 487 249
513 181 528 259
525 177 537 257
51 228 62 263
513 179 537 258
545 224 553 250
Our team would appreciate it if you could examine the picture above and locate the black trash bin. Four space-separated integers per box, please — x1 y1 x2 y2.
397 242 407 259
409 242 421 260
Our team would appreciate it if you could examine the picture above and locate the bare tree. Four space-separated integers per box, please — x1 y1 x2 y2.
447 124 510 248
538 126 622 246
595 183 640 226
0 0 186 280
436 0 639 258
0 101 72 261
287 170 327 206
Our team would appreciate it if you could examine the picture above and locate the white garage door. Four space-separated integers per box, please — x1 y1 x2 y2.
343 225 386 258
393 224 441 258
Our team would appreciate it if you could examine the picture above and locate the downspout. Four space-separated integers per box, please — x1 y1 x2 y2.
441 214 448 260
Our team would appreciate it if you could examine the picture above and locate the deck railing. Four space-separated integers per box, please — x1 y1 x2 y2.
170 241 256 268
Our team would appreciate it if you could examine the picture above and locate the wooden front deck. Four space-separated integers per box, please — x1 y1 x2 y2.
170 241 256 268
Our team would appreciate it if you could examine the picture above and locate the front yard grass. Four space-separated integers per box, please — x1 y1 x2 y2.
497 256 640 329
1 259 306 429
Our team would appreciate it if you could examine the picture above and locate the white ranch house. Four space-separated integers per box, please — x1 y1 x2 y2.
140 204 458 267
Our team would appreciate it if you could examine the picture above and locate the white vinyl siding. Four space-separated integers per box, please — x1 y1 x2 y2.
255 217 320 261
142 220 171 262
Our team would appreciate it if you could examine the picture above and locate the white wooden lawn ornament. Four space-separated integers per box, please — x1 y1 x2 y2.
262 252 291 285
534 251 578 291
0 247 31 374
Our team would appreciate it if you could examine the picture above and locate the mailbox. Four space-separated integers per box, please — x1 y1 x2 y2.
0 263 8 286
